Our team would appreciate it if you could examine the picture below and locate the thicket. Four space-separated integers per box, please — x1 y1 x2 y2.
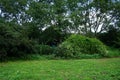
57 35 108 58
0 22 66 61
0 22 36 61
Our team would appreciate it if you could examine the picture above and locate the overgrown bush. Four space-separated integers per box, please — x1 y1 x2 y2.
10 38 36 56
35 44 54 55
53 47 70 58
58 34 108 58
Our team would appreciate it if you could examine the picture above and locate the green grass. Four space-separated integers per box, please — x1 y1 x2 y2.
0 58 120 80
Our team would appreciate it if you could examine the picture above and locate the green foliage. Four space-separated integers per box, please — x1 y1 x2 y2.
98 27 120 48
0 22 14 60
0 0 120 61
35 45 54 55
107 47 120 58
25 25 41 40
39 26 64 46
0 49 7 61
59 34 108 58
114 37 120 48
15 54 56 60
12 38 36 56
53 47 70 58
0 22 36 61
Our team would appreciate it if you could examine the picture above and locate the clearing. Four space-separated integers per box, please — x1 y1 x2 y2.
0 58 120 80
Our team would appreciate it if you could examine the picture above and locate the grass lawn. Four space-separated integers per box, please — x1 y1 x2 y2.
0 58 120 80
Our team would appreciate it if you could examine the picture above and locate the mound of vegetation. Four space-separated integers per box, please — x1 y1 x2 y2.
58 35 108 58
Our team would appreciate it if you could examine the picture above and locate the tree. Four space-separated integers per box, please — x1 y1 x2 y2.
39 26 64 46
0 0 28 24
0 0 120 37
67 0 120 37
98 26 120 48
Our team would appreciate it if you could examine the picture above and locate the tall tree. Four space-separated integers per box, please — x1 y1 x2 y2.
0 0 28 23
67 0 120 37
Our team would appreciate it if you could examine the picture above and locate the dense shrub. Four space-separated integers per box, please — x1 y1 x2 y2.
10 38 36 56
0 37 36 60
0 23 36 61
35 45 54 55
107 47 120 57
58 34 108 58
0 48 7 61
0 24 13 60
53 47 69 58
34 45 74 58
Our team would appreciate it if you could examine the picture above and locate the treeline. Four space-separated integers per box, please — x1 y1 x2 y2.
0 0 120 61
0 20 66 60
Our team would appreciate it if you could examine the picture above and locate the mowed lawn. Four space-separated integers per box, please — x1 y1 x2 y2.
0 58 120 80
